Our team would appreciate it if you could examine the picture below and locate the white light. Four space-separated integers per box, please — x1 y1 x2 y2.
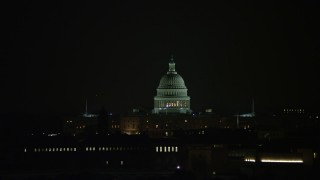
244 158 256 162
261 159 303 163
176 165 180 169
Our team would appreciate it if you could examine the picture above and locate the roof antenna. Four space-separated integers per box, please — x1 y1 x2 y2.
252 98 255 117
236 112 239 128
85 98 88 115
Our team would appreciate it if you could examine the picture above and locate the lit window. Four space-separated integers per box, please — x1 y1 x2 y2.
60 148 62 152
164 147 167 152
49 148 51 152
160 146 162 152
184 120 187 123
168 147 171 152
34 148 37 152
175 146 178 152
156 125 158 128
86 147 88 151
102 147 105 151
120 161 124 165
156 146 158 152
67 148 69 151
74 148 76 151
93 147 95 151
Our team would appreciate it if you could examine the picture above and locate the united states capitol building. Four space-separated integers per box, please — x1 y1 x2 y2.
153 57 191 114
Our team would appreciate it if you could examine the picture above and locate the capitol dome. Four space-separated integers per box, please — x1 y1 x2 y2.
158 74 187 89
153 57 191 114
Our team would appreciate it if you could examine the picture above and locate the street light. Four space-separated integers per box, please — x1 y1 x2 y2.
165 104 169 115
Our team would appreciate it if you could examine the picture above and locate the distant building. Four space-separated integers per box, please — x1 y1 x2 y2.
153 57 191 114
283 108 305 114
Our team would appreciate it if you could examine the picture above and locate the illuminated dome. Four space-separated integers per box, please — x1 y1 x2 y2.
158 74 187 89
153 56 191 114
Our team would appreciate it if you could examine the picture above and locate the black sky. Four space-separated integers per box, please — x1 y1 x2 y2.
1 1 320 115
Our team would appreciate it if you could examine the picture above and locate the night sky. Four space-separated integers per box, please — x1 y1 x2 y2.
1 1 320 115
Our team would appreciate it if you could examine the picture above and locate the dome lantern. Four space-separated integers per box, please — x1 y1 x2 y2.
168 55 176 74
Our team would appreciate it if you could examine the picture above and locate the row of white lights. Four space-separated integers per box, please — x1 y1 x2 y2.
245 158 303 163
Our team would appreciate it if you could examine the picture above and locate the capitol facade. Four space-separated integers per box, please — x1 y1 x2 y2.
153 57 191 114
